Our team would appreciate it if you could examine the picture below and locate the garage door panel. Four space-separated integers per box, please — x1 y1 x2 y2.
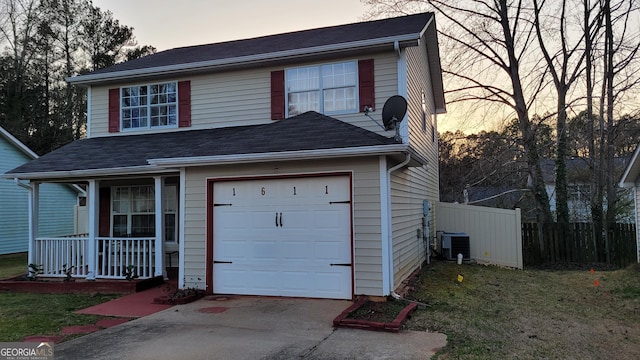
213 176 352 299
314 270 352 296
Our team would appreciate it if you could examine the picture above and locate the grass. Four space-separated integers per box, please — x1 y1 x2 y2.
406 261 640 359
0 253 120 342
0 252 28 280
0 292 119 341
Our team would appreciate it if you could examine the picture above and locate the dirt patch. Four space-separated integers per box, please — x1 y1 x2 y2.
346 299 408 323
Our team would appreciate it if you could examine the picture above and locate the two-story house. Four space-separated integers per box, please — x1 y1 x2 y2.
4 13 445 299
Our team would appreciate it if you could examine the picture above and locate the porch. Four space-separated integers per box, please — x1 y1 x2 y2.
24 175 180 281
32 235 160 280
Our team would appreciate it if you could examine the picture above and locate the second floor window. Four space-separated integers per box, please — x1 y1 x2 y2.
121 82 177 130
286 61 357 116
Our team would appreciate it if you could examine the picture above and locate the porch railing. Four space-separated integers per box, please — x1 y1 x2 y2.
32 236 157 280
34 235 90 278
96 237 156 279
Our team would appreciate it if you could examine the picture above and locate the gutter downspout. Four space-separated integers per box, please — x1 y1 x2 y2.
385 153 411 296
394 40 401 57
14 179 35 269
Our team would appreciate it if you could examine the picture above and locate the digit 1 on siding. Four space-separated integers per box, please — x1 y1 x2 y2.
232 188 236 196
325 185 329 194
293 186 297 195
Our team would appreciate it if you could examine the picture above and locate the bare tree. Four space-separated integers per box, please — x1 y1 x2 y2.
532 0 602 225
364 0 554 222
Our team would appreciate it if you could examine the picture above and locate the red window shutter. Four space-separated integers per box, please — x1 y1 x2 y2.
358 59 375 112
271 70 285 120
99 187 111 237
108 88 120 133
178 80 191 127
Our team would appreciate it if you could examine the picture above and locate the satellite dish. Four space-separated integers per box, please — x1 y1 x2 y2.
382 95 407 131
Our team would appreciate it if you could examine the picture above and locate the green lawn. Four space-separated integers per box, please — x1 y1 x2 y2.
0 292 118 341
0 253 120 342
407 261 640 359
0 252 28 280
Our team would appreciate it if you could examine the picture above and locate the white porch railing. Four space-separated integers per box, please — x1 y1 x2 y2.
32 236 157 280
96 237 156 279
34 235 90 278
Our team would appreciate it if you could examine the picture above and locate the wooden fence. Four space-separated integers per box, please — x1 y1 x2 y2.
522 222 637 268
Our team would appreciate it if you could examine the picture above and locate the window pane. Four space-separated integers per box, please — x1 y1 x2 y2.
287 67 319 92
288 91 319 116
113 187 130 213
164 185 178 211
132 186 154 213
323 87 356 112
322 62 357 88
131 215 155 237
113 215 128 237
164 214 176 242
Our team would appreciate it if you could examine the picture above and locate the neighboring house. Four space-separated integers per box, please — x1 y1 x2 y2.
3 13 445 299
618 145 640 263
0 126 82 255
543 158 633 223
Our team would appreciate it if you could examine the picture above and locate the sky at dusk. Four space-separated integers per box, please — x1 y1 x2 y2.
91 0 369 51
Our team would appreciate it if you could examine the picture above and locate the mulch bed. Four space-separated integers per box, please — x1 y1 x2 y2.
333 296 417 333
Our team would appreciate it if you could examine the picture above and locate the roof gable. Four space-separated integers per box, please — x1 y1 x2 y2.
69 13 435 85
0 126 38 159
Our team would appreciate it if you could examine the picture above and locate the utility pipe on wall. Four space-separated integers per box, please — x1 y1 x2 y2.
385 153 411 295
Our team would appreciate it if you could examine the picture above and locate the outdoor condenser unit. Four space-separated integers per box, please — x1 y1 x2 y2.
441 232 470 261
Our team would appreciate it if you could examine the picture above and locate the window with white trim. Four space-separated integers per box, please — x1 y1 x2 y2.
121 82 177 130
163 184 178 243
286 61 357 116
111 184 178 242
112 186 155 237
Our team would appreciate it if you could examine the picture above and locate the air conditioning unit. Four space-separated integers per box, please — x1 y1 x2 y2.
441 232 470 261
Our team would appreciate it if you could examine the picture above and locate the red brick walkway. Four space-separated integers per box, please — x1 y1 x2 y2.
24 282 177 343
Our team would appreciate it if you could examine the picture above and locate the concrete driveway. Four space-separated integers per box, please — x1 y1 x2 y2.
54 296 447 360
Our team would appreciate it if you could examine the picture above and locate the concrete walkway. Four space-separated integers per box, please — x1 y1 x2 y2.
54 296 447 360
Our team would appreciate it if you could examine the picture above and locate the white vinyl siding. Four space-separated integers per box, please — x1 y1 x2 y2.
88 54 399 139
182 158 384 295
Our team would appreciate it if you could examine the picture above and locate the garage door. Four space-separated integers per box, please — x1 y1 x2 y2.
212 175 352 299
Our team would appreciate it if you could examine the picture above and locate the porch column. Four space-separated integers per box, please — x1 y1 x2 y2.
154 176 165 278
87 180 98 280
28 182 40 268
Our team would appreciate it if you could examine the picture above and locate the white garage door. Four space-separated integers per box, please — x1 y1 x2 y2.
212 175 352 299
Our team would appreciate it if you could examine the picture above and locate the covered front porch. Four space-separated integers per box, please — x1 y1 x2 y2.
25 174 180 281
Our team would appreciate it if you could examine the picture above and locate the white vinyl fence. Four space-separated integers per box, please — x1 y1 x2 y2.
436 202 523 269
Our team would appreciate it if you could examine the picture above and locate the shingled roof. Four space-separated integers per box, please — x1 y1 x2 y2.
5 112 405 179
69 13 437 85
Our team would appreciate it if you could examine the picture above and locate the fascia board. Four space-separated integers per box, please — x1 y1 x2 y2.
67 34 422 85
3 166 176 181
619 144 640 187
147 145 410 167
0 126 39 159
5 144 417 180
